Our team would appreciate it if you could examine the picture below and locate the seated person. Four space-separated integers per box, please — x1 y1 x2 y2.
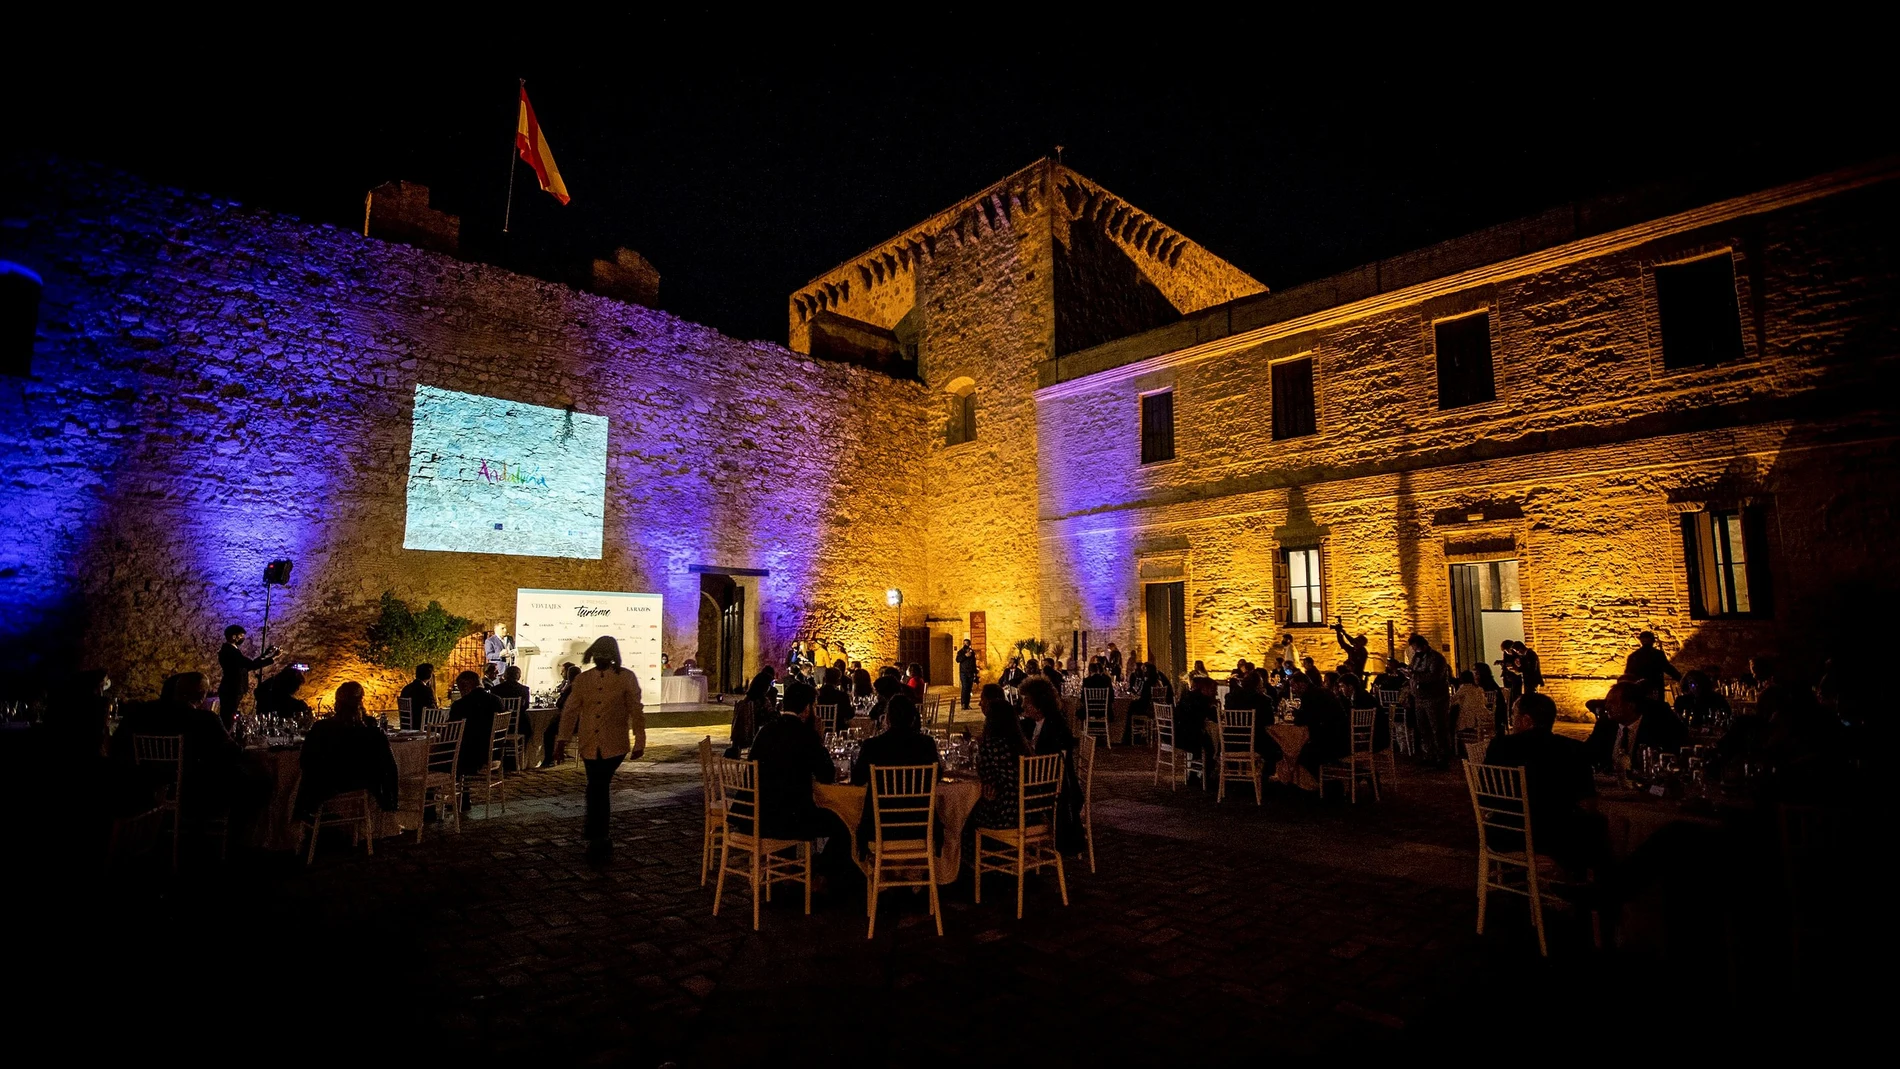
815 667 854 731
971 689 1030 830
480 663 501 691
850 661 874 700
850 693 941 850
1601 680 1689 767
295 681 399 819
745 682 839 840
447 670 502 783
254 667 313 723
1340 670 1387 751
1451 670 1491 735
398 663 438 726
871 668 904 720
1290 672 1348 774
1080 659 1113 693
1479 693 1607 875
1174 676 1219 790
111 671 251 817
1673 669 1731 730
490 665 532 710
999 657 1027 688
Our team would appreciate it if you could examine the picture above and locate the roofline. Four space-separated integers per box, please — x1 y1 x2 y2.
1037 158 1900 399
800 158 1052 288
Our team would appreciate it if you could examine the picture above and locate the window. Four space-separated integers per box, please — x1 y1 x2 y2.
945 379 977 446
1 261 42 378
1283 547 1324 625
1140 390 1175 464
1434 311 1495 409
1656 253 1745 369
1271 357 1316 440
1681 507 1772 618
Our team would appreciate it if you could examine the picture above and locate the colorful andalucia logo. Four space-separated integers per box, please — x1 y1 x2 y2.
477 459 550 488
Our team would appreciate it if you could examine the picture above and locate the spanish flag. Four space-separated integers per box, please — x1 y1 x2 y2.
515 85 570 205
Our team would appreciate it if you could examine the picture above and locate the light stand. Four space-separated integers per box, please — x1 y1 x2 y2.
258 559 294 689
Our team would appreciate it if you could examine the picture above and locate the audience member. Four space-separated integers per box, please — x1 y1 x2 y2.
295 681 398 819
399 663 437 727
851 693 940 785
971 686 1030 830
447 670 502 794
1480 693 1607 875
491 665 531 711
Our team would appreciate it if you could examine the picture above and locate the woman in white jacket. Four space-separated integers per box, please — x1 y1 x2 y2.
560 636 646 858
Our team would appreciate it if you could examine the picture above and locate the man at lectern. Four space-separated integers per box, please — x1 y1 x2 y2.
485 623 516 675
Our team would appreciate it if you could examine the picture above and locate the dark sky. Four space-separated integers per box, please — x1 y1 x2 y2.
15 36 1894 342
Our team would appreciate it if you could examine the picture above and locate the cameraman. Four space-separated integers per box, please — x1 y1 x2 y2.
216 623 279 729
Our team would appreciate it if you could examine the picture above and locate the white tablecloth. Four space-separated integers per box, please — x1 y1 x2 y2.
243 736 432 851
662 674 709 704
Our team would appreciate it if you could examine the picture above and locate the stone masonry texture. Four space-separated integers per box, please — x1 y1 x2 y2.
1 158 928 702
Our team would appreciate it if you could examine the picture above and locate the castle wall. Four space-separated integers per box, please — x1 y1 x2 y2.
1036 173 1900 711
1 159 929 702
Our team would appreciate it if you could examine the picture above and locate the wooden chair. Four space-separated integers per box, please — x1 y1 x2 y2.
422 707 450 731
925 724 954 744
498 698 526 769
1464 761 1596 957
1320 708 1380 803
397 696 414 730
866 763 942 938
1074 735 1098 873
463 712 512 818
105 805 168 877
815 704 842 735
1377 688 1409 755
712 758 812 931
1152 703 1200 789
301 789 374 865
1215 709 1262 805
697 736 725 887
416 720 465 840
132 734 184 873
1080 687 1112 749
1779 803 1850 984
1128 700 1153 747
975 752 1069 919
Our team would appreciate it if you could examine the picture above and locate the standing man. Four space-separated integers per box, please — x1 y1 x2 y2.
956 638 979 711
1518 640 1545 695
1406 632 1454 768
1330 619 1370 678
1106 643 1123 682
1623 631 1681 699
484 623 515 676
216 624 278 729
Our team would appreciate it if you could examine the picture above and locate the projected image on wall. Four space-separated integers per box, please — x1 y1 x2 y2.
403 385 609 559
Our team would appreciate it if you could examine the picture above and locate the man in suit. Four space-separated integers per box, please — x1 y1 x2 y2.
447 670 502 807
398 663 437 728
850 693 940 785
491 665 531 710
956 638 979 711
748 683 853 883
1482 692 1606 875
215 624 277 728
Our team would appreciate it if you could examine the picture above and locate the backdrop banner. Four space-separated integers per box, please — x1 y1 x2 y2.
514 588 663 705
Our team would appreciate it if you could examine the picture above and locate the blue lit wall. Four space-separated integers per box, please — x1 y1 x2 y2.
0 159 929 701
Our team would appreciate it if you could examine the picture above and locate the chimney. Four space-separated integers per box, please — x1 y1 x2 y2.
362 181 460 256
588 247 661 308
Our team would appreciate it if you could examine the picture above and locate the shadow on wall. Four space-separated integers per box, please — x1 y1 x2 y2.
1053 218 1182 357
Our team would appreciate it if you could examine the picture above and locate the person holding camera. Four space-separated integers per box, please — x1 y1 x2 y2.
216 623 278 729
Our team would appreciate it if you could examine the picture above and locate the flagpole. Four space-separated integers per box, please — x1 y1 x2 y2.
503 78 523 234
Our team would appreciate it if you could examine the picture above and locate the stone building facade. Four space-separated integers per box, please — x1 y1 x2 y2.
789 162 1263 673
3 154 1895 713
1 159 928 701
1031 165 1900 711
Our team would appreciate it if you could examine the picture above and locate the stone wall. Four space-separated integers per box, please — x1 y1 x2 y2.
1036 169 1900 712
1 158 929 703
791 162 1264 672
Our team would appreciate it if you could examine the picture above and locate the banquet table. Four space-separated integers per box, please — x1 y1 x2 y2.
1595 786 1727 861
662 673 709 705
241 733 433 851
1263 723 1320 791
520 707 564 767
814 778 983 886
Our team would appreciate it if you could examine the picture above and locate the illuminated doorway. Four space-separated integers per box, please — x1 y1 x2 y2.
1144 581 1187 683
1449 559 1522 677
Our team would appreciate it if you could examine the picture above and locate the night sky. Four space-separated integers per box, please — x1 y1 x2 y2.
16 38 1892 343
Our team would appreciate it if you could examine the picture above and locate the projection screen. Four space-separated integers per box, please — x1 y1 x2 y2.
403 385 608 559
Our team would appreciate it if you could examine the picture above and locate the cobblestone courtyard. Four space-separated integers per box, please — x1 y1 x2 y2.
29 710 1853 1066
